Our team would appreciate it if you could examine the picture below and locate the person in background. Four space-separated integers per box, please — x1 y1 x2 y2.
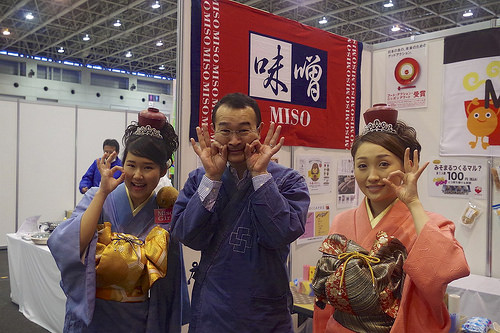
79 139 122 194
311 105 470 333
171 92 310 332
48 108 190 332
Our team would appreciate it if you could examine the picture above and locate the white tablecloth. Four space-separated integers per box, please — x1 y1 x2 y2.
447 274 500 323
7 233 65 333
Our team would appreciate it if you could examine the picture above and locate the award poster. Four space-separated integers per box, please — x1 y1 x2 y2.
428 157 487 199
296 155 332 194
337 157 359 209
297 203 330 244
386 42 428 109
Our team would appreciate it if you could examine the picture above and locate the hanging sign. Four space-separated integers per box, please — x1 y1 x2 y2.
190 0 363 149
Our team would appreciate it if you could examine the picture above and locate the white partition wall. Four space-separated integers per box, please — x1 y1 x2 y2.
0 100 19 246
17 102 76 228
0 99 136 247
75 108 128 205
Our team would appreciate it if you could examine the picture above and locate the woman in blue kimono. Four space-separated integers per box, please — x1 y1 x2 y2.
48 108 190 332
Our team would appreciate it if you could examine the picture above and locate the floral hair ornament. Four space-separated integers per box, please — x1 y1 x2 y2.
134 107 166 139
361 103 398 135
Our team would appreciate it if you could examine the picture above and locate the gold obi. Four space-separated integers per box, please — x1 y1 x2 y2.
95 222 169 302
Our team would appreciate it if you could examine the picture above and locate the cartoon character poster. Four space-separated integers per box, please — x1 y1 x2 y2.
296 155 332 194
440 28 500 156
427 157 487 199
386 42 428 109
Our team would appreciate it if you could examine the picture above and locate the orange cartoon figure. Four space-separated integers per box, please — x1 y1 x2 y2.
466 98 500 149
309 162 320 182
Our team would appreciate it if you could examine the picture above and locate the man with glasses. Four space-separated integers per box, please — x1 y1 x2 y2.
172 92 310 332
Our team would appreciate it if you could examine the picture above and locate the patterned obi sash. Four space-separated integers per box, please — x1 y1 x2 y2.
311 231 407 333
95 222 169 302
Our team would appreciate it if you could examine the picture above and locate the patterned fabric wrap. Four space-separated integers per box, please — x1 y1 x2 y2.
311 231 407 333
95 222 169 302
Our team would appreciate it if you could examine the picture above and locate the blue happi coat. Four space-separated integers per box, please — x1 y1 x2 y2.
172 162 310 333
48 183 190 332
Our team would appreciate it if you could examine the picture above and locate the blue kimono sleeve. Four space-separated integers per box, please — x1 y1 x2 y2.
146 238 191 331
171 168 220 250
250 168 310 249
47 189 99 329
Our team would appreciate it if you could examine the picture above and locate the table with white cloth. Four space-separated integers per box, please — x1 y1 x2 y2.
6 233 65 333
447 274 500 323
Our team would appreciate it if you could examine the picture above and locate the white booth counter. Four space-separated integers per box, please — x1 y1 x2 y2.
7 233 65 333
447 274 500 323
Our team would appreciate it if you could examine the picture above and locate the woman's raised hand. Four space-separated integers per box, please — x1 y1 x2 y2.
97 151 124 194
383 148 429 207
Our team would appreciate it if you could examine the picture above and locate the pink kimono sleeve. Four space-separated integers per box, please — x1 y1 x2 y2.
392 219 470 332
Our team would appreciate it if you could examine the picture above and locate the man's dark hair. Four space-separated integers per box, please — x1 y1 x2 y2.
103 139 120 154
211 92 261 126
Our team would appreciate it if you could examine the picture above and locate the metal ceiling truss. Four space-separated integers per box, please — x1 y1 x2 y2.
0 0 498 79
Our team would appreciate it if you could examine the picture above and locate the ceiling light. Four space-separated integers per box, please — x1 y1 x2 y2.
58 47 65 53
156 40 163 46
391 25 401 32
159 64 165 70
25 12 34 20
463 10 473 17
384 0 394 8
152 1 160 9
82 33 90 41
125 51 132 58
2 28 10 36
113 19 121 27
318 17 327 24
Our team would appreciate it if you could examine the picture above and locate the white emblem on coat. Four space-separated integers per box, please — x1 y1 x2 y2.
229 227 252 253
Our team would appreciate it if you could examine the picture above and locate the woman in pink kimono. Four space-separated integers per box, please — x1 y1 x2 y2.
312 104 470 333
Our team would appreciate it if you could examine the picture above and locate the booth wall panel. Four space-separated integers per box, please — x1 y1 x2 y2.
75 108 128 205
0 100 19 246
17 102 76 228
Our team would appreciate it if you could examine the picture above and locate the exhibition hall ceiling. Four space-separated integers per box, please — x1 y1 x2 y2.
0 0 498 79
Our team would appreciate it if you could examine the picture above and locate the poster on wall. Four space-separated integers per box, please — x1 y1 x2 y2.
337 157 359 209
427 157 487 199
386 42 428 109
296 155 332 194
440 28 500 156
190 0 363 149
297 203 330 245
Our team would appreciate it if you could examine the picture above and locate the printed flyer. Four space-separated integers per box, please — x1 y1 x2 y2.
297 203 330 244
337 157 359 209
428 157 487 199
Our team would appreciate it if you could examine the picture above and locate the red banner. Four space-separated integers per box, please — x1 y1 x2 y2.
190 0 362 149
